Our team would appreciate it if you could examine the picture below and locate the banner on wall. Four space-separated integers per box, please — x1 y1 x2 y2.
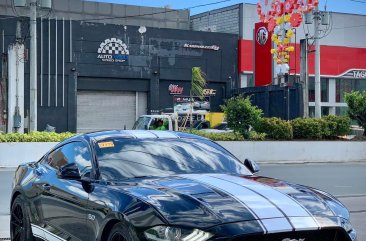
173 96 210 113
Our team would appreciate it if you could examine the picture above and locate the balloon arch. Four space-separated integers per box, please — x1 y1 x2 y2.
257 0 319 74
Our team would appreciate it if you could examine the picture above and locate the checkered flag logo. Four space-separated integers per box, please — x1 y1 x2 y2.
98 38 129 55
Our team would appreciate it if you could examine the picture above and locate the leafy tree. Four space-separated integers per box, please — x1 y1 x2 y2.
345 91 366 136
221 95 263 139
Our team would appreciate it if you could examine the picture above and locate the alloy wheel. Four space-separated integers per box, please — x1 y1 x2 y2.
111 233 125 241
10 204 25 241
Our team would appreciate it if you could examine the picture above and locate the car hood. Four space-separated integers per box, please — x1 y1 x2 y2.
114 173 350 232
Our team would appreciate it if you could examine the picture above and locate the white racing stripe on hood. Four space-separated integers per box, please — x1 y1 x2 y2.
182 174 292 233
210 174 320 231
182 174 284 219
182 174 320 232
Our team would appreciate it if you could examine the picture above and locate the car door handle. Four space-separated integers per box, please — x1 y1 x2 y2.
42 184 51 191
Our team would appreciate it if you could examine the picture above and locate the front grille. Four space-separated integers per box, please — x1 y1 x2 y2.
232 229 351 241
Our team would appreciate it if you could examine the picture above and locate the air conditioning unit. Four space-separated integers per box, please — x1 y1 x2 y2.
40 0 52 9
14 0 26 7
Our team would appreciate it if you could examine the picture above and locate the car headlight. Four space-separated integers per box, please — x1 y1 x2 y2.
144 226 213 241
341 219 357 241
341 219 353 233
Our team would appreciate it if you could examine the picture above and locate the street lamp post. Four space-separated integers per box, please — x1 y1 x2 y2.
29 0 37 131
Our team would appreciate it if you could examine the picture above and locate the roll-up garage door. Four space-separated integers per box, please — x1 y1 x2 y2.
77 91 147 133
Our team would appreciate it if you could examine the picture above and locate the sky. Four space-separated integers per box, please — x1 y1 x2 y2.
89 0 366 15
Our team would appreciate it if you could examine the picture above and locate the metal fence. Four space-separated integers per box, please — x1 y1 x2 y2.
234 84 303 120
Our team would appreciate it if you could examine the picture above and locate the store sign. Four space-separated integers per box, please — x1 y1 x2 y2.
168 84 184 95
254 22 272 86
203 89 217 96
97 38 129 63
341 69 366 79
183 43 220 51
256 27 269 46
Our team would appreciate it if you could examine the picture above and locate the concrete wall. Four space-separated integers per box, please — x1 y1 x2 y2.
0 141 365 167
218 141 366 164
0 142 57 167
0 0 190 30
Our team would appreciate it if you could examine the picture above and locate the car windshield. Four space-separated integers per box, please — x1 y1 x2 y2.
95 138 252 180
133 117 151 130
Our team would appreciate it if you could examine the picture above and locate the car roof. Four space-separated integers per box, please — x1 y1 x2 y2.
80 130 208 142
139 115 171 118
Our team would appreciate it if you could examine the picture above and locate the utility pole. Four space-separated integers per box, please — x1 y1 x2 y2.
300 38 309 118
314 6 321 118
29 0 37 131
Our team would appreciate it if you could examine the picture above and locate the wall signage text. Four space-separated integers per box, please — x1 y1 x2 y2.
169 84 184 95
183 43 220 51
97 38 129 63
341 69 366 79
203 89 217 96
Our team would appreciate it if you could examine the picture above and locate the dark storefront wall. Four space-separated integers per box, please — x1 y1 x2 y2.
1 17 238 132
71 22 237 132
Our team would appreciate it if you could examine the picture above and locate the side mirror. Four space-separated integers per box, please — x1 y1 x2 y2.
244 159 260 174
58 163 81 180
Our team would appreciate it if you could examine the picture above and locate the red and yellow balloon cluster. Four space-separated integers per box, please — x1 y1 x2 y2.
257 0 319 68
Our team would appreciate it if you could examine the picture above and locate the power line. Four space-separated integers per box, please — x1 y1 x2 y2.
350 0 366 3
188 0 231 9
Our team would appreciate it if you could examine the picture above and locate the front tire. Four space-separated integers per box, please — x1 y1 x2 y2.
10 195 35 241
107 223 132 241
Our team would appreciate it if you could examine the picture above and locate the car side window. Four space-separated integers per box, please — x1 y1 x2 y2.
47 142 92 176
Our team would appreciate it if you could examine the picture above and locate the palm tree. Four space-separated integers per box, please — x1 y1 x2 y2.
190 67 207 129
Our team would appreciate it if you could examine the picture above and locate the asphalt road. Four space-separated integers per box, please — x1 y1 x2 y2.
1 164 365 240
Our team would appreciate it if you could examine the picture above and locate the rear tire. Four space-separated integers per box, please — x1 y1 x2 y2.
10 195 35 241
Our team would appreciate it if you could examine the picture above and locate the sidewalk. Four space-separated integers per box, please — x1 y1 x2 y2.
0 215 10 239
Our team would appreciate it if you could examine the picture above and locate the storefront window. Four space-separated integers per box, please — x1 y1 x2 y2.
308 77 329 102
336 107 348 116
241 74 254 88
336 78 366 102
309 106 330 118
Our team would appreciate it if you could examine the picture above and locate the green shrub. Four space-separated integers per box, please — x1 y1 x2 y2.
0 132 75 143
221 95 263 139
184 130 266 141
185 130 244 141
345 91 366 136
255 117 293 140
291 118 323 139
322 115 351 137
248 131 267 141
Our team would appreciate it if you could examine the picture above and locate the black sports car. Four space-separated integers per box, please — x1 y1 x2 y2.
10 130 357 241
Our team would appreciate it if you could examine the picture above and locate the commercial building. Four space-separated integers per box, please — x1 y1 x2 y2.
0 0 190 29
191 3 366 117
0 1 238 133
